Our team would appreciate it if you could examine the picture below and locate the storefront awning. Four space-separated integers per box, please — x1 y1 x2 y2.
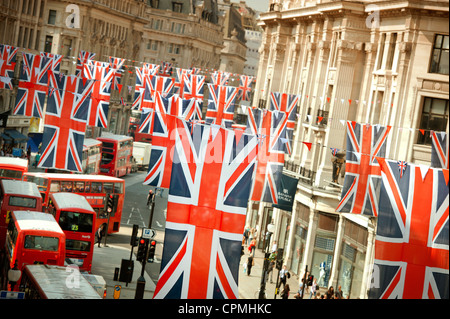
4 129 29 143
1 133 12 143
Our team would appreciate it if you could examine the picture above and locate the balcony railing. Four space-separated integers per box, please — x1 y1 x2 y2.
284 161 316 186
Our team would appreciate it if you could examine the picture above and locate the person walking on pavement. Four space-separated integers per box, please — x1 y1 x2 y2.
310 278 318 299
147 189 155 206
278 265 290 291
281 283 290 299
246 255 254 276
97 224 105 247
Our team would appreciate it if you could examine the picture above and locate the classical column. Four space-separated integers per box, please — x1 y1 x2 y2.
360 220 375 299
329 214 344 288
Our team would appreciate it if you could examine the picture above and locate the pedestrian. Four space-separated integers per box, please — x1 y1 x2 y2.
294 278 304 299
97 224 105 247
336 285 343 299
271 240 277 253
278 265 290 291
33 152 41 167
281 283 290 299
309 278 318 299
248 238 256 256
246 255 254 276
243 226 249 246
27 146 31 162
326 286 335 299
147 189 155 206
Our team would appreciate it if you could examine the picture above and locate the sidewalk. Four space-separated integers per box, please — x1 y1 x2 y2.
238 246 307 299
91 228 156 299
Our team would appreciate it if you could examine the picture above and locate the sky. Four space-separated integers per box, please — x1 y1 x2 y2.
243 0 270 13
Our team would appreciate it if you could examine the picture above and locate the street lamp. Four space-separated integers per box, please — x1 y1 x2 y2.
258 222 275 299
8 261 21 291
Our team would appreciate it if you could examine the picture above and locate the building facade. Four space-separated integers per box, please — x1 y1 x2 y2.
249 0 449 298
0 0 224 141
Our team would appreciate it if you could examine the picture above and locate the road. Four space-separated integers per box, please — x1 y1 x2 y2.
104 169 167 283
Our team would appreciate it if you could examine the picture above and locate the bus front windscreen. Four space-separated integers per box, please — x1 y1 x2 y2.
58 211 93 233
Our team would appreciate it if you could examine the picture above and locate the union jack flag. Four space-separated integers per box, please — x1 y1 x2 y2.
211 70 230 87
75 50 96 76
269 92 299 155
153 119 259 299
137 108 154 135
237 75 254 102
149 74 175 99
108 56 125 91
132 67 154 110
431 131 449 169
143 92 179 188
14 53 49 118
245 107 286 204
336 121 392 217
0 44 18 89
206 84 238 128
183 74 205 102
82 63 113 128
38 71 92 172
39 52 62 85
174 68 194 95
159 61 172 77
368 158 449 299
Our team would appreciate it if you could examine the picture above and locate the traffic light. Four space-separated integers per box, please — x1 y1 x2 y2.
147 240 156 263
307 275 314 286
106 194 115 214
136 238 149 262
130 224 139 247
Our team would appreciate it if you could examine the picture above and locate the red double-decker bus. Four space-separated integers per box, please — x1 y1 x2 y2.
82 138 102 174
0 180 43 249
46 193 96 273
0 156 28 181
97 134 133 177
1 211 66 291
22 172 125 235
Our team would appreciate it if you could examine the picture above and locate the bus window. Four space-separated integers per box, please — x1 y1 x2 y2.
50 181 60 192
24 235 59 251
8 196 37 208
61 181 73 192
59 211 93 233
101 153 114 165
113 183 123 194
74 182 85 193
103 183 114 194
66 239 91 252
91 182 102 193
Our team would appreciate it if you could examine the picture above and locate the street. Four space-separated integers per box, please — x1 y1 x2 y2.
103 169 167 284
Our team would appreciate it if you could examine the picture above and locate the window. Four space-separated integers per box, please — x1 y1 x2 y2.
385 33 397 70
429 34 449 75
59 211 93 233
24 235 59 251
417 97 449 145
172 2 182 12
9 196 37 208
48 9 56 25
44 35 53 53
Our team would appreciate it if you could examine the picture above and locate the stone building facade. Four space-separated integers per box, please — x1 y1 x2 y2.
0 0 224 139
249 0 449 298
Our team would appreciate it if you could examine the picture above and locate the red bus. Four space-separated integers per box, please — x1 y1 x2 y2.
82 138 102 174
129 109 152 143
22 172 124 235
19 264 103 299
46 193 96 273
1 211 65 290
97 134 133 177
0 156 28 180
0 180 43 249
